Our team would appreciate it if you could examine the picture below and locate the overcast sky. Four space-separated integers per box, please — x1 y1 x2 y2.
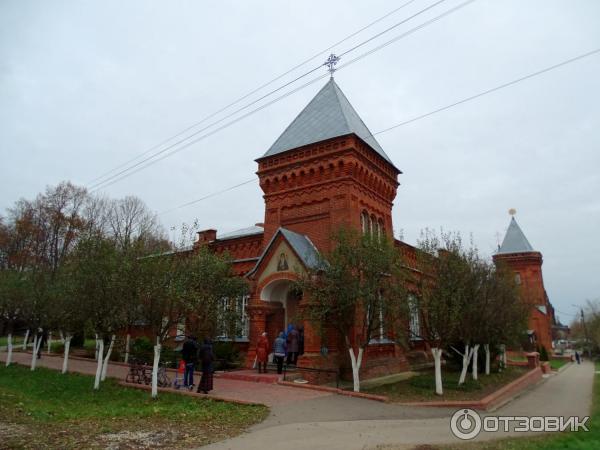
1 0 599 326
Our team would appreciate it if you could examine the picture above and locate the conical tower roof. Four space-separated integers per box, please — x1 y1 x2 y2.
261 78 396 169
497 217 535 254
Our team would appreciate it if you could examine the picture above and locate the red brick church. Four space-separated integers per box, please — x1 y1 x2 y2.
192 77 555 378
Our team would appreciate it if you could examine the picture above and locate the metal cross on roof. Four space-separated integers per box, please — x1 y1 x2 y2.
324 53 341 77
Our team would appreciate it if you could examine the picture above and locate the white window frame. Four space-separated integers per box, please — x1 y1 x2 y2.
408 294 422 341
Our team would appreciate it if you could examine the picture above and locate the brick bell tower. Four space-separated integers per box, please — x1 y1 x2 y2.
493 213 554 353
255 77 401 252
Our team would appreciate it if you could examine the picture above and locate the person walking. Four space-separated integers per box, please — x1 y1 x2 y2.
286 325 299 365
273 332 286 375
575 351 581 364
197 338 215 394
181 335 199 390
256 332 270 374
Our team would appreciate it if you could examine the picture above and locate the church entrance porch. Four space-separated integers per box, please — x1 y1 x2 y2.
260 278 302 338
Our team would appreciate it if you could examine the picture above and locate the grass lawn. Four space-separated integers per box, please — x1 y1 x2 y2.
0 364 268 449
364 367 528 402
549 359 570 371
0 335 24 347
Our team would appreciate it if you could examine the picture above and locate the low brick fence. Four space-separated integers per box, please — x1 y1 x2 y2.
396 367 543 411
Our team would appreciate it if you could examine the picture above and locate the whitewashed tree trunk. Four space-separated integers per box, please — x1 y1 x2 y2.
472 344 480 380
484 344 491 375
499 344 507 371
124 333 131 363
94 338 104 390
432 347 443 395
62 335 72 374
6 333 13 366
30 334 42 371
100 335 115 381
455 345 474 385
23 329 30 350
59 331 65 344
47 332 52 354
151 337 162 398
347 346 364 393
95 334 100 360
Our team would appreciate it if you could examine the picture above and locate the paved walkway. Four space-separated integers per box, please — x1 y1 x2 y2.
0 351 331 407
1 351 594 449
203 361 595 450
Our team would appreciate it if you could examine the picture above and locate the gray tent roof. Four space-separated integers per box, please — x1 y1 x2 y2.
261 78 397 169
247 227 322 276
497 217 535 254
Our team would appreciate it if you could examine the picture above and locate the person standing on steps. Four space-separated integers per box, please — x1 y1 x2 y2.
197 338 214 394
273 332 286 375
256 332 270 374
286 325 299 366
181 335 199 390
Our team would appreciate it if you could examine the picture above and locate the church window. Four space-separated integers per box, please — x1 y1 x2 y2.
216 295 249 341
514 273 522 285
361 210 369 234
408 294 422 340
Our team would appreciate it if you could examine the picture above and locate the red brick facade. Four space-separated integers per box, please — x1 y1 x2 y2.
493 251 555 353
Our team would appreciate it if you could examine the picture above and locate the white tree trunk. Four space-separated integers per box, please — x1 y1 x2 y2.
5 333 13 367
94 338 104 390
347 346 364 393
100 335 115 381
62 335 72 374
499 344 507 371
457 345 474 385
30 334 42 371
432 347 443 395
59 331 65 344
472 344 480 380
47 332 52 354
151 337 162 398
124 333 131 363
484 344 490 375
23 329 30 350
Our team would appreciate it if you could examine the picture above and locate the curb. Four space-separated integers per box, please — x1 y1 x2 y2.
396 367 543 411
117 381 267 407
276 380 389 402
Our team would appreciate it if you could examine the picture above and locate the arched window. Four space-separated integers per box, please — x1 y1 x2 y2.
361 210 369 234
378 219 385 240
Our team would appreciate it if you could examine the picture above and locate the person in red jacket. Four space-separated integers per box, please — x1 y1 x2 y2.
256 332 270 374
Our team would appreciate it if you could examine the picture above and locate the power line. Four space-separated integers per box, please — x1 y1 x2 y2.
373 47 600 135
90 0 471 192
156 46 600 215
87 0 422 187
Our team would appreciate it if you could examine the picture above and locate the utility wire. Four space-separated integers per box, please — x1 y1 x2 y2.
373 47 600 135
156 46 600 215
90 0 467 192
87 0 421 187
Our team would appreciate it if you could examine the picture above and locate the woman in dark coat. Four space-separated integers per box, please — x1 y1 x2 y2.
197 338 214 394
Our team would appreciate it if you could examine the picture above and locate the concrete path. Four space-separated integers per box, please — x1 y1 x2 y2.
203 361 595 450
1 351 594 449
0 351 332 407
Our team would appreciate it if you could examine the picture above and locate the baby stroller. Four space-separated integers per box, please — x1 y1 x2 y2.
173 360 186 390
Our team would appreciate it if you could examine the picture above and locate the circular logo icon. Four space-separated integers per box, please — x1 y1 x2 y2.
450 408 482 440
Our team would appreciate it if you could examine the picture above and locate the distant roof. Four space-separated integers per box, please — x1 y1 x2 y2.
218 225 263 241
497 217 535 254
261 78 397 169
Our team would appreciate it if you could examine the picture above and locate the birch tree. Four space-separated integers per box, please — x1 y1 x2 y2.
296 228 408 392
